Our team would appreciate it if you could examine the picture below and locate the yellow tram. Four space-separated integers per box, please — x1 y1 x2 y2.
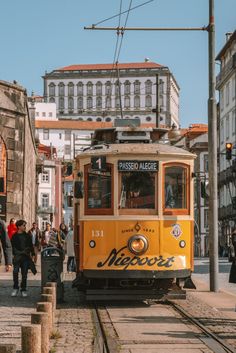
73 120 196 300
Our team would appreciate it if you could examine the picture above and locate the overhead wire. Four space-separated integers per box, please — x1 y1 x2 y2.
92 0 154 27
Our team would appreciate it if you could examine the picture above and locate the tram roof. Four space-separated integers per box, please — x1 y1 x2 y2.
76 143 196 159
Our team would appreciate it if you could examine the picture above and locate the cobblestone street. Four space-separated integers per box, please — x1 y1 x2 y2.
0 263 94 353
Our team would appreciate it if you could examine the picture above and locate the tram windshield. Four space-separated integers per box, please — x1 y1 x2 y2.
119 172 155 209
164 166 187 209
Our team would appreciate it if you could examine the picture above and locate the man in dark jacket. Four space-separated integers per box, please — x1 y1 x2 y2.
11 219 35 297
0 219 12 271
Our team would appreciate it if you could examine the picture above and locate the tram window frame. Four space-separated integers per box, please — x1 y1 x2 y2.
118 171 158 215
84 163 114 215
163 163 190 215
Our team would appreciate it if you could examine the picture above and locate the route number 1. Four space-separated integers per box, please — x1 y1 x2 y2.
91 156 106 171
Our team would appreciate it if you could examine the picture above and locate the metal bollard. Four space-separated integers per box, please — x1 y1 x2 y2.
21 324 41 353
43 286 56 312
0 344 16 353
31 312 49 353
41 294 54 324
36 302 53 334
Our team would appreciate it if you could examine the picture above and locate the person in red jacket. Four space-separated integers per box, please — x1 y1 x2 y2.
7 218 17 240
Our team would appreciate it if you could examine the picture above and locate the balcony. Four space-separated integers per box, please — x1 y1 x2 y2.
37 205 55 214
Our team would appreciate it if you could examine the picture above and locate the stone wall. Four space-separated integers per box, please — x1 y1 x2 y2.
0 80 37 224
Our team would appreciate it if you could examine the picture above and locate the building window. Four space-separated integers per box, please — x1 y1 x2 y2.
233 109 236 135
96 82 102 95
134 95 140 108
124 81 130 94
115 96 120 108
134 80 140 94
146 116 152 122
59 133 62 139
220 120 224 144
105 117 111 122
124 96 130 108
145 95 152 108
226 114 229 139
43 129 49 140
96 96 102 109
204 209 208 229
68 97 74 110
87 82 93 95
64 145 71 155
41 193 49 208
42 112 46 117
204 154 208 172
59 83 65 96
87 97 93 109
145 80 152 94
59 97 64 110
96 117 102 122
106 96 111 109
78 97 83 109
87 117 93 121
232 74 235 100
36 112 39 117
65 130 71 141
220 89 224 111
77 82 83 95
49 97 55 103
105 81 111 95
226 82 230 106
49 83 55 96
41 170 49 183
68 82 74 96
49 112 53 117
115 81 120 95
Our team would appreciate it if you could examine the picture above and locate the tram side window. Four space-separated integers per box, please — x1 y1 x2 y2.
87 167 112 209
164 166 187 209
119 172 155 209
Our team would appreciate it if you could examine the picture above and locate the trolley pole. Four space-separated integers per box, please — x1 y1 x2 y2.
208 0 219 292
155 74 160 128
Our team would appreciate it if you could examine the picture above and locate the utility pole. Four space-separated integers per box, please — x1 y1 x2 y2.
208 0 218 292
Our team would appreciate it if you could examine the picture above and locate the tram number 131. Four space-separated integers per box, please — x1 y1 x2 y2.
91 156 106 171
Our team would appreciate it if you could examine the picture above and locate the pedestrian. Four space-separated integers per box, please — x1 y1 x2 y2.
28 222 41 264
11 219 36 297
65 225 76 273
0 219 12 272
59 222 68 248
229 229 236 283
41 223 61 250
7 218 17 240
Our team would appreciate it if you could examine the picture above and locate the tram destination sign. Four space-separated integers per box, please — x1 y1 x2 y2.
118 160 158 172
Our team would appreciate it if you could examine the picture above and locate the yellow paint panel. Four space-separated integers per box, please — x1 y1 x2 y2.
82 220 192 271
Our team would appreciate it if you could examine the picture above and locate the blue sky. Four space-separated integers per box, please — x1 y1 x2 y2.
0 0 235 127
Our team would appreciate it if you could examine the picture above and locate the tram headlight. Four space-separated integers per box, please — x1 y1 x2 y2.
128 235 148 255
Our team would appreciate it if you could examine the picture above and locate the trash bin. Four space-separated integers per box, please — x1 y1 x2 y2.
41 247 65 302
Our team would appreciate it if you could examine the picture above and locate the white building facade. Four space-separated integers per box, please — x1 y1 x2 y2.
216 30 236 246
42 61 180 128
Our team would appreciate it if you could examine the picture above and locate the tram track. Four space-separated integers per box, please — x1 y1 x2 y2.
167 300 236 353
91 300 236 353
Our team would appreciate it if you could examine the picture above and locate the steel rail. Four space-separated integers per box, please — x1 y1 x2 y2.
92 307 110 353
168 301 236 353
